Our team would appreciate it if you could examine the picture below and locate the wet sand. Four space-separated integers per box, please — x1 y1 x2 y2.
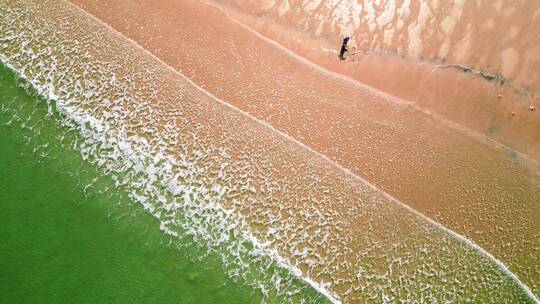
205 0 540 162
210 0 540 93
66 0 540 296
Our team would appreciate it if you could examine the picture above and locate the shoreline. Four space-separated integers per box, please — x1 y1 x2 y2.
66 0 540 295
0 59 267 303
2 0 539 301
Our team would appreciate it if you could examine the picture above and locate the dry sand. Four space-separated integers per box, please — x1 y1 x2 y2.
211 0 540 93
214 0 540 87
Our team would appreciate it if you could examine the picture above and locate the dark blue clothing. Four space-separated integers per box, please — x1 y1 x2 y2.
339 37 350 60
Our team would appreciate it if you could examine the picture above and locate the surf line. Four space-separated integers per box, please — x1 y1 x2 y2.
200 0 539 170
12 1 338 303
60 1 539 302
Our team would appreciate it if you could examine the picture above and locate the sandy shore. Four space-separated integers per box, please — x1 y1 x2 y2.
210 0 540 94
201 0 540 161
65 0 540 295
205 0 540 161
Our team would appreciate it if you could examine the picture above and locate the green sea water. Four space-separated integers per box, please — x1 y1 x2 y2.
0 60 260 302
0 62 327 303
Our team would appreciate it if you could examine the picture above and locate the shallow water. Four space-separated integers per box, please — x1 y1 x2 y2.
0 62 330 303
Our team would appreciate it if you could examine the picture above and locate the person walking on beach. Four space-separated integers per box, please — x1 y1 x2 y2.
339 36 350 60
